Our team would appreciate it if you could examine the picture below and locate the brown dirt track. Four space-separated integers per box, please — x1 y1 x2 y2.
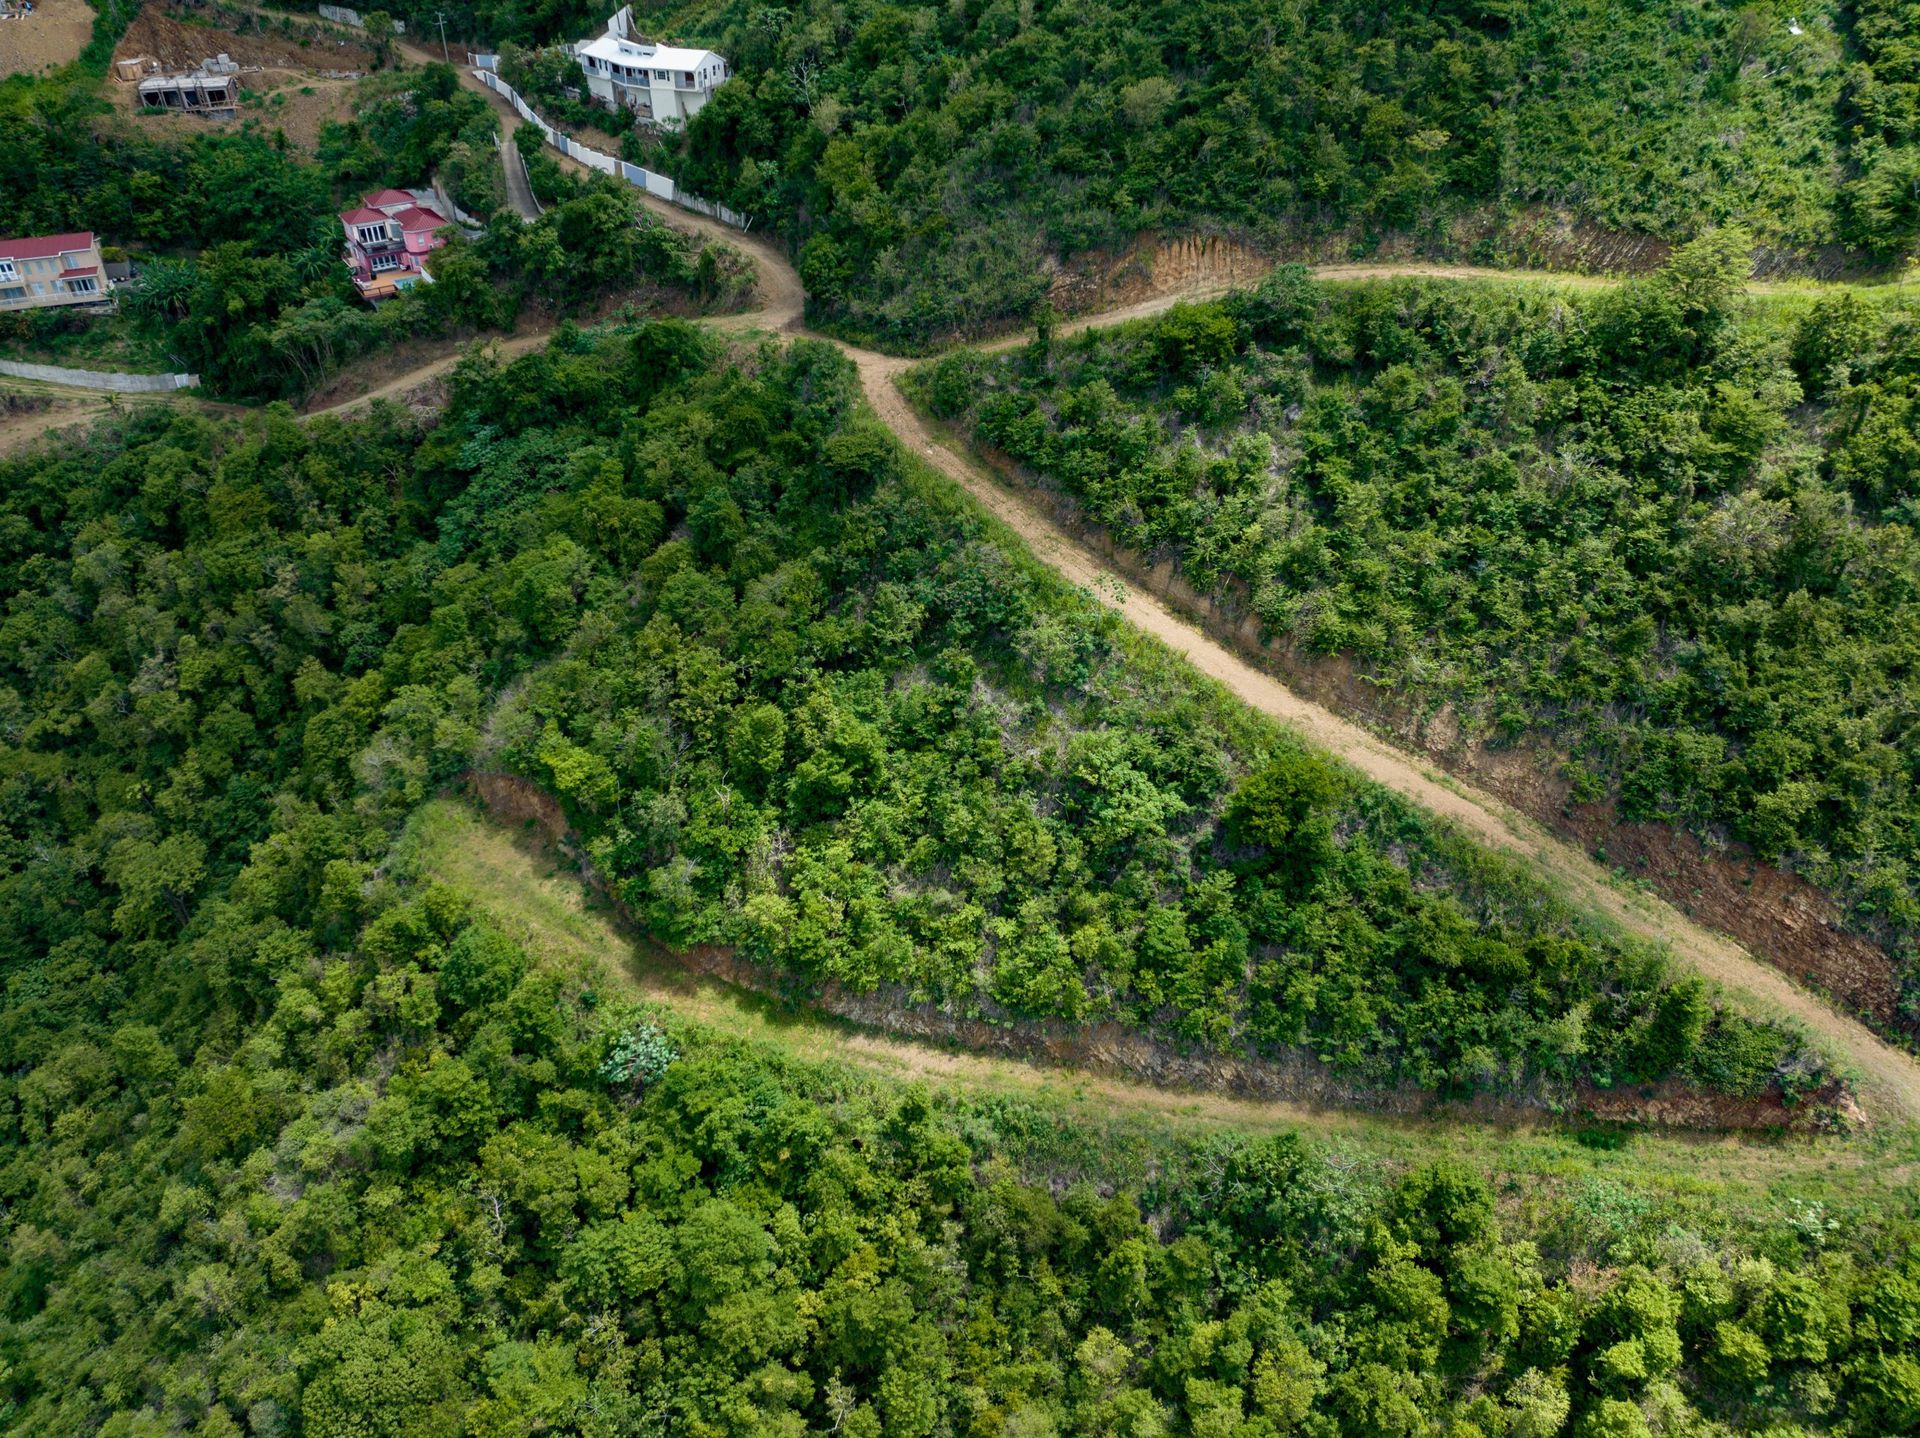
16 40 1918 1127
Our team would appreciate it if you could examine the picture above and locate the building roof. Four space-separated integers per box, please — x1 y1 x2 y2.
578 32 721 70
58 266 99 279
365 188 416 207
392 204 448 232
0 232 95 263
341 206 389 226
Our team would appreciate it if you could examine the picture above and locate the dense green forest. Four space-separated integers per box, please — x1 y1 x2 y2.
0 316 1824 1113
909 236 1920 1025
0 327 1912 1437
571 0 1918 347
0 62 744 399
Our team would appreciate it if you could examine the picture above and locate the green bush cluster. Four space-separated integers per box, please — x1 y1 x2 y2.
400 326 1811 1104
599 1019 680 1089
920 242 1920 1024
7 875 1914 1436
0 319 1821 1126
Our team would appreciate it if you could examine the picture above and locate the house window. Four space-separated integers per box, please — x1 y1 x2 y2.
1 286 24 301
63 276 98 295
61 255 86 271
356 223 389 245
0 261 15 281
370 254 401 273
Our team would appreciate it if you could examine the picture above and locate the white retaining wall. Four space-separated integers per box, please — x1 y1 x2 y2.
473 69 751 230
0 360 198 392
317 5 405 33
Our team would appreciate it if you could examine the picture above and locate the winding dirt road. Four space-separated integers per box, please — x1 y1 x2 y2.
423 67 1920 1120
9 49 1916 1124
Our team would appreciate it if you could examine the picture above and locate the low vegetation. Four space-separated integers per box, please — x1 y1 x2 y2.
0 325 1905 1421
0 314 1834 1159
909 236 1920 1030
2 2 1916 1434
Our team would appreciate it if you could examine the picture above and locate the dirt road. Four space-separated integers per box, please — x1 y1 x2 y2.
418 794 1920 1201
385 127 1920 1120
854 358 1920 1122
21 41 1915 1121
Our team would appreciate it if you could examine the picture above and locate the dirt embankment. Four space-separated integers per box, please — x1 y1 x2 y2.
0 0 93 78
464 768 1854 1133
1043 209 1888 317
115 2 373 72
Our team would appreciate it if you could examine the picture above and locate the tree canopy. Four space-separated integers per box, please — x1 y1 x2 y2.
916 243 1920 1032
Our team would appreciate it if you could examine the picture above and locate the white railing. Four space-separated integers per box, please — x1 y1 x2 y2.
0 359 197 391
473 68 751 230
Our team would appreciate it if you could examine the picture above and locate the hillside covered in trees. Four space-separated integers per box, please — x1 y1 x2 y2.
569 0 1920 346
911 236 1920 1029
0 320 1827 1119
0 326 1914 1437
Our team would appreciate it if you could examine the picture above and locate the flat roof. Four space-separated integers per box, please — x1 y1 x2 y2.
578 34 720 70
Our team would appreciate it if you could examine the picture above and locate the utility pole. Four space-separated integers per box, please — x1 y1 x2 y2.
435 9 450 62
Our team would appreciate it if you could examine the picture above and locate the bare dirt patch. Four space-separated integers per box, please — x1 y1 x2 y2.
107 64 359 150
114 1 372 72
1048 231 1274 317
1561 811 1904 1031
0 393 101 456
0 0 93 78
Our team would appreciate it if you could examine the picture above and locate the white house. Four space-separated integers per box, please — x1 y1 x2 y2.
574 6 726 126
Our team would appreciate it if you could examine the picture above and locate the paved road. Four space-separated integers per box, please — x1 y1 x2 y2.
498 134 540 220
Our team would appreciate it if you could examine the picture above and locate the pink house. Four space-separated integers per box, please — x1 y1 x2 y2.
341 189 450 303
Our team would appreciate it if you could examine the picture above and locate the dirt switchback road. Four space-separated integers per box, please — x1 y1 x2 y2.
671 221 1920 1124
43 39 1901 1122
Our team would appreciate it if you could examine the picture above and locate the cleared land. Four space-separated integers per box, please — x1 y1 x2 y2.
0 0 92 77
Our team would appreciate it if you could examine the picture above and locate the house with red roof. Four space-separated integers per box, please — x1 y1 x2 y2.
0 232 110 312
340 190 451 303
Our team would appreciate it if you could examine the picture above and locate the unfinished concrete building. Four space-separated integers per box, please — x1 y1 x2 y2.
136 69 239 115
